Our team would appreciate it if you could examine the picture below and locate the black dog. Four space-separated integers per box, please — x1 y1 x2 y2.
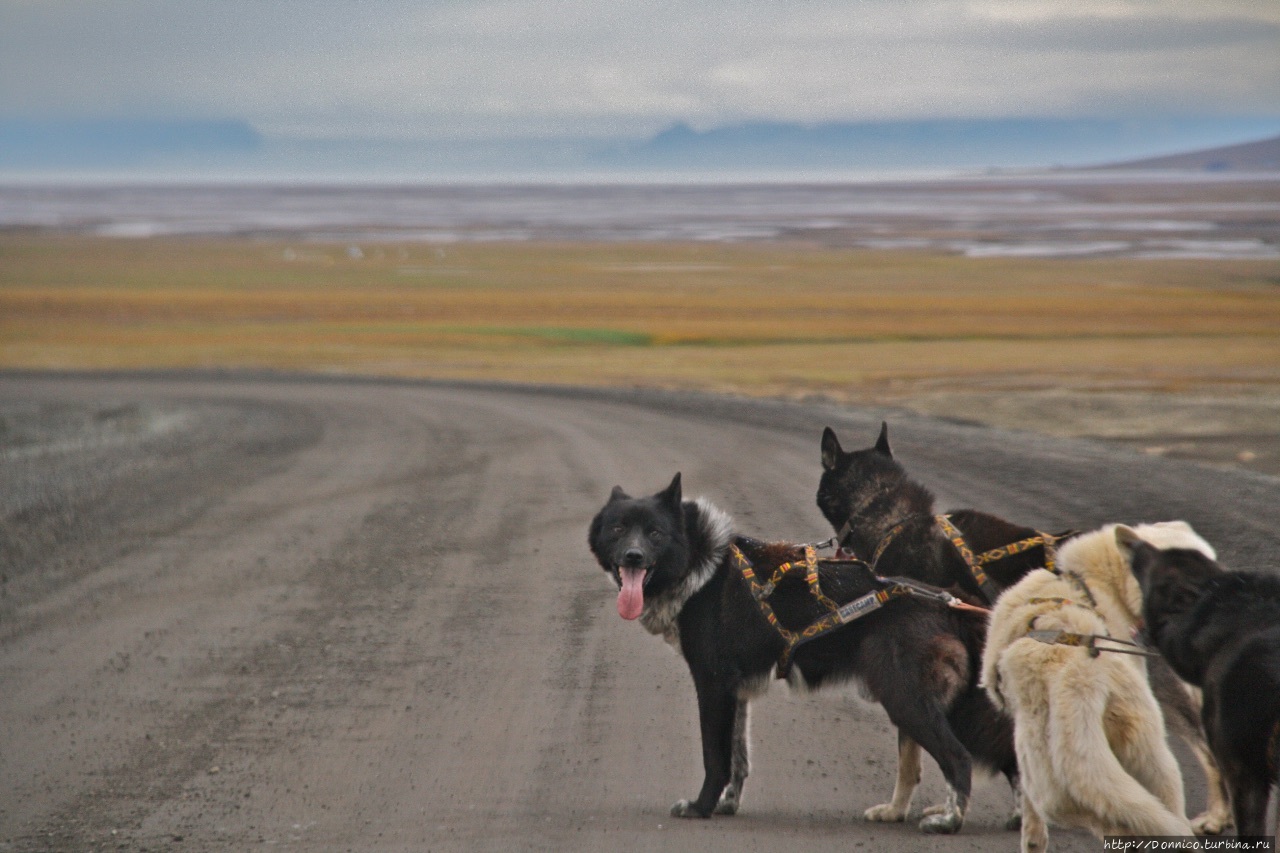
816 423 1234 834
588 473 1015 832
1124 533 1280 838
817 423 1068 598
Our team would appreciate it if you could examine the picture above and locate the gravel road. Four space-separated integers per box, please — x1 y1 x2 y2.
3 373 1277 852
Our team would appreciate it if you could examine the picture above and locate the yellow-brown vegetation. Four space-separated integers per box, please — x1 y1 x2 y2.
2 235 1278 402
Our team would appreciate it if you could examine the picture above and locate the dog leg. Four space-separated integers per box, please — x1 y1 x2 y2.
1186 739 1233 835
920 784 968 834
672 682 737 818
1019 792 1049 853
713 699 749 815
883 701 971 834
1151 664 1232 834
1002 768 1024 831
1112 691 1189 823
1226 775 1271 838
864 731 921 822
1209 716 1272 839
1044 661 1194 838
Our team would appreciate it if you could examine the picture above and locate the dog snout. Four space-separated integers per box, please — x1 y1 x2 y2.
622 548 646 568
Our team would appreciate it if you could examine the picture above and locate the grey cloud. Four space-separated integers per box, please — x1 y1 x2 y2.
1 0 1276 140
980 15 1280 53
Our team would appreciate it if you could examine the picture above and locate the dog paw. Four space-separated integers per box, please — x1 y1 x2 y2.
863 803 907 822
1022 824 1050 853
1004 810 1023 831
1190 810 1231 836
1018 824 1049 845
922 803 947 816
920 810 964 834
670 799 711 819
712 793 739 815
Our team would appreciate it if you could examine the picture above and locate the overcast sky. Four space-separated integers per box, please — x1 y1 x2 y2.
2 0 1278 141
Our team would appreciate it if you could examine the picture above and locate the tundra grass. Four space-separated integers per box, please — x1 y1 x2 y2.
2 235 1278 403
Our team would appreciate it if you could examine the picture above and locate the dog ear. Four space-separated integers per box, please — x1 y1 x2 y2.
1113 524 1144 559
608 485 630 503
820 427 843 471
659 472 682 509
1116 527 1160 587
874 421 892 458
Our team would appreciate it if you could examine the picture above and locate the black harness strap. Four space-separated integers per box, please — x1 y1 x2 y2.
1059 568 1100 609
834 512 928 565
869 516 919 566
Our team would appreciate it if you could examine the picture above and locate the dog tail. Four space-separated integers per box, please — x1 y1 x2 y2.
1041 652 1194 837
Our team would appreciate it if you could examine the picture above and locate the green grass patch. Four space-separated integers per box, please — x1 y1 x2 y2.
444 326 656 346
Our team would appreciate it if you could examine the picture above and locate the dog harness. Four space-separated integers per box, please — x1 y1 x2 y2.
1021 593 1159 658
836 513 1066 605
1025 628 1161 658
934 515 1068 603
730 543 987 680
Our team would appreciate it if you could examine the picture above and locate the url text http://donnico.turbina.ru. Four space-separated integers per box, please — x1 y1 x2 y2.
1104 838 1275 852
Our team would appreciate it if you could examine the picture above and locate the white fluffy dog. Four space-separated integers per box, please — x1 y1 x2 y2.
981 522 1213 852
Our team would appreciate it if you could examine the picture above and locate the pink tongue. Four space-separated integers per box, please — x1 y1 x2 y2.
617 567 647 620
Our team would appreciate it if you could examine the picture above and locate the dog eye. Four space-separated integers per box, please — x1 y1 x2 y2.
611 525 625 534
648 530 664 541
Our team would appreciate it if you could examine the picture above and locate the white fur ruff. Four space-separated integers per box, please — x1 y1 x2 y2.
638 497 733 646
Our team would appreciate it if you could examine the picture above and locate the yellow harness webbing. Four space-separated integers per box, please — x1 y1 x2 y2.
731 543 983 679
933 514 1065 604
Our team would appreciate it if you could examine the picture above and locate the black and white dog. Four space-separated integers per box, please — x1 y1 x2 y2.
588 473 1015 832
1125 533 1280 839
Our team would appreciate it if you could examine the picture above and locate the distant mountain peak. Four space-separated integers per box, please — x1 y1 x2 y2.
607 118 1280 173
1093 133 1280 171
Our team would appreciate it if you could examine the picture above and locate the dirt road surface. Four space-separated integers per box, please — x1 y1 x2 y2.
3 373 1277 852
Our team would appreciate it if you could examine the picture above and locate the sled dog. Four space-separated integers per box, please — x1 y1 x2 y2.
1128 531 1280 839
589 473 1016 832
982 523 1208 851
